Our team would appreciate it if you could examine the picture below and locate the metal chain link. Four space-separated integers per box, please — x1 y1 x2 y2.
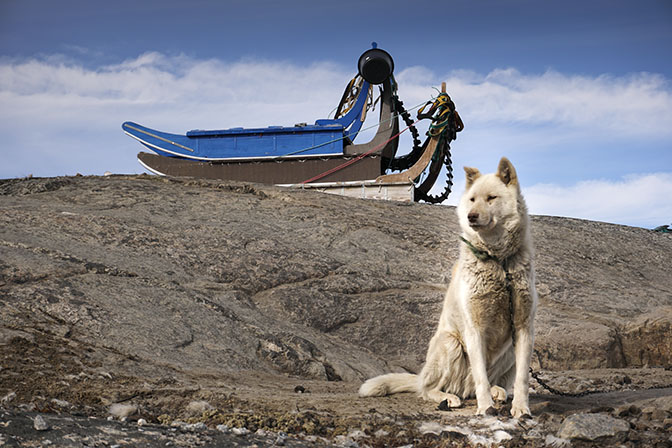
529 368 606 397
507 264 605 397
385 95 424 172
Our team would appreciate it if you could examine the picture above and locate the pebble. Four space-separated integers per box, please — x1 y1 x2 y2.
186 400 214 414
185 422 207 432
137 418 147 426
275 431 288 446
50 399 71 408
615 404 641 417
664 418 672 429
643 406 668 421
346 430 367 440
1 392 16 404
109 403 137 419
333 435 359 448
231 427 250 436
33 415 50 431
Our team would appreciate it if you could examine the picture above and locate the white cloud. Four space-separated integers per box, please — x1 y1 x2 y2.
524 173 672 228
4 53 670 137
0 52 350 131
0 52 670 228
396 67 672 138
438 172 672 229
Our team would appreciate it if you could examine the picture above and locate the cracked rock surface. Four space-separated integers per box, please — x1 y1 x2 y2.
1 174 671 447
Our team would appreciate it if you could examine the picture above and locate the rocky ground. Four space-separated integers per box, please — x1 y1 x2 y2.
1 174 671 447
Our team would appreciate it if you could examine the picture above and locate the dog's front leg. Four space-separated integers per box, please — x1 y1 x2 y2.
510 275 537 419
511 321 534 418
462 323 494 415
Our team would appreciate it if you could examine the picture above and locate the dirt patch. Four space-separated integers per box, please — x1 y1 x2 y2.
2 330 672 446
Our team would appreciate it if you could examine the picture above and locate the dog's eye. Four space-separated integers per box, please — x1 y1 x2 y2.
470 197 475 202
487 195 497 202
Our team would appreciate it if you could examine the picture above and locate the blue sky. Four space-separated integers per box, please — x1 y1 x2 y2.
1 0 671 228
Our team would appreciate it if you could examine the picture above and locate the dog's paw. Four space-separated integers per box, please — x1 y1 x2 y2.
475 397 495 415
490 385 507 402
475 392 495 415
476 405 498 416
425 390 462 408
510 401 531 419
446 393 462 408
438 393 462 410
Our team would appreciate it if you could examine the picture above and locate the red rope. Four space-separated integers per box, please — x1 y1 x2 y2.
301 119 421 184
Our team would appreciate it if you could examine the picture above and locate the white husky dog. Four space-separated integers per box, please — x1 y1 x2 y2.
359 157 537 418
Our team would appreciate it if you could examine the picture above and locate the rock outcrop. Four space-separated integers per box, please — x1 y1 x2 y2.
1 175 671 384
2 174 672 447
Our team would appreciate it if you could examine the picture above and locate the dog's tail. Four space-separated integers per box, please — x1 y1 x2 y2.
358 373 419 397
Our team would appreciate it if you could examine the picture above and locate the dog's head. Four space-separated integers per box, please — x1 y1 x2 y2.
457 157 523 235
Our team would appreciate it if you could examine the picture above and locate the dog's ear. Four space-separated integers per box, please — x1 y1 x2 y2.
464 166 481 188
496 157 518 186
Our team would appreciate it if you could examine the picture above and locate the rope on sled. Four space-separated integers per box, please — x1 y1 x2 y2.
299 117 422 184
301 91 461 185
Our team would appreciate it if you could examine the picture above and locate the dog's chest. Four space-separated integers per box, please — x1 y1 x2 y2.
463 263 512 339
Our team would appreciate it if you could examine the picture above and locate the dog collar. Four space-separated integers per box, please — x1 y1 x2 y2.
459 235 501 263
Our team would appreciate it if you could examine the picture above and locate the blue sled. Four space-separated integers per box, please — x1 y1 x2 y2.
122 71 372 162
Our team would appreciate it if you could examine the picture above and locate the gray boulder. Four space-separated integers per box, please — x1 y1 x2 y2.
558 413 630 441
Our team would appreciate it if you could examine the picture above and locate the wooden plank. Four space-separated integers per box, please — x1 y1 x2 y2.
373 82 447 185
290 181 414 202
373 136 438 184
137 152 383 184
